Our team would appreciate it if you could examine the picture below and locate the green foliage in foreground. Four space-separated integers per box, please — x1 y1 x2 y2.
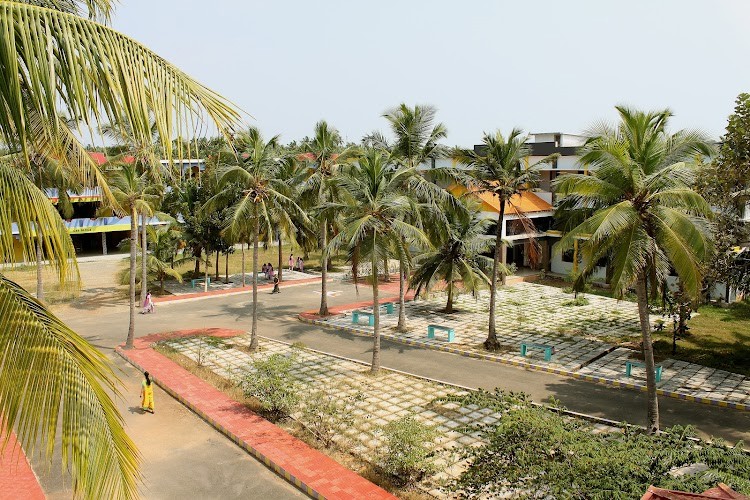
241 353 299 420
448 391 750 499
378 415 438 486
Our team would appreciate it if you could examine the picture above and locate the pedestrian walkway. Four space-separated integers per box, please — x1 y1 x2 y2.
303 282 750 411
164 270 316 296
0 430 45 500
155 275 322 303
116 328 397 500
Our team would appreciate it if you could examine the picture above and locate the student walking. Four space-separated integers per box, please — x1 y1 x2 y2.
288 253 294 271
272 276 280 294
297 256 304 273
141 371 154 413
141 291 154 314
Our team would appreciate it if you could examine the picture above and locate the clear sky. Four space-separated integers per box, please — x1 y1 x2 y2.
113 0 750 146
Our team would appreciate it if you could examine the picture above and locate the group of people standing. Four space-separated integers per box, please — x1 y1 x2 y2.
288 254 304 272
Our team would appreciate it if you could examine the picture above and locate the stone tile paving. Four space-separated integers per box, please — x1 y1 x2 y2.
311 282 750 409
162 334 621 497
165 270 314 295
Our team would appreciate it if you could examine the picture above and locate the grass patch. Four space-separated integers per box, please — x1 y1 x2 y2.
653 302 750 376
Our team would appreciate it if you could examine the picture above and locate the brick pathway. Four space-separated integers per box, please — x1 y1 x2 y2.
116 328 396 500
155 276 322 303
0 430 45 500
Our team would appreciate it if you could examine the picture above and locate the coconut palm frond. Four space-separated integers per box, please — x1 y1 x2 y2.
0 275 139 499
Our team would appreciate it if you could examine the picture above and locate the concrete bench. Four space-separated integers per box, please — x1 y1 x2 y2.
191 277 211 288
625 360 663 382
380 302 395 314
520 342 555 361
352 310 375 326
427 324 455 342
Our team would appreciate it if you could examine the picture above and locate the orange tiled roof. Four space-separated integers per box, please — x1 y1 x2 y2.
449 184 553 215
641 483 748 500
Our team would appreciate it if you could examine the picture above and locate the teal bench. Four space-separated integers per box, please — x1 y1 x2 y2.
381 303 395 314
625 360 663 382
352 310 375 326
191 277 211 288
427 324 455 342
520 342 555 361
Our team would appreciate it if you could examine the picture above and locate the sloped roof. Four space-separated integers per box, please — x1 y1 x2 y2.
449 184 553 215
641 483 748 500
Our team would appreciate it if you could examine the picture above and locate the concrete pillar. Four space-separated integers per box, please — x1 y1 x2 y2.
542 239 551 272
101 232 107 255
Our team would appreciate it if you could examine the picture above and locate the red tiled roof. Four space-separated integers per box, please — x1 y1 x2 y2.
88 151 107 165
642 483 748 500
87 151 135 165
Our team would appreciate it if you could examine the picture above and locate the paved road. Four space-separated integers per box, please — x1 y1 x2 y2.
56 279 750 447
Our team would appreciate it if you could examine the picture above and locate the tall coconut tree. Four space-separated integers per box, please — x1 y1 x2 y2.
301 121 358 316
110 165 162 348
329 149 429 372
209 127 303 350
554 106 714 433
0 1 240 497
410 200 494 313
381 104 448 331
452 129 556 350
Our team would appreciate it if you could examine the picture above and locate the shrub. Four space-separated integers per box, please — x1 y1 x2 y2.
562 297 590 307
453 405 750 499
301 382 363 448
241 353 299 420
379 415 438 486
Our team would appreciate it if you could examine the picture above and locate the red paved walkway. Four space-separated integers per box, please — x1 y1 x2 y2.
300 278 416 320
0 430 46 500
154 277 323 303
117 328 396 500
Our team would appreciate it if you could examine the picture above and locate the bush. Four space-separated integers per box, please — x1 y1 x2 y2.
453 405 750 499
562 297 590 307
241 353 299 420
301 382 363 448
379 415 438 486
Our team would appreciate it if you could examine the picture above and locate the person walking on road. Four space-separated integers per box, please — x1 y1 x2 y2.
272 276 280 294
141 371 155 413
288 253 294 271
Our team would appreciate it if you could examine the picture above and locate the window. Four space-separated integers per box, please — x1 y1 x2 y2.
562 249 575 263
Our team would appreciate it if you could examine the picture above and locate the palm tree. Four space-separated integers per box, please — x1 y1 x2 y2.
381 104 448 331
301 121 358 316
110 165 162 348
554 106 714 433
452 129 556 350
210 127 302 350
410 200 494 312
330 150 429 372
0 2 240 496
118 224 187 293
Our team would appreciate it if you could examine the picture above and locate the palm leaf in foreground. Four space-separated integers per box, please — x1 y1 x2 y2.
0 275 139 499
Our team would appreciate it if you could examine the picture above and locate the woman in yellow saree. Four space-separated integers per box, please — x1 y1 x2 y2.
141 371 154 413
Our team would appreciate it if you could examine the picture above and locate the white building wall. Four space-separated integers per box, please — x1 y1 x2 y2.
549 251 607 280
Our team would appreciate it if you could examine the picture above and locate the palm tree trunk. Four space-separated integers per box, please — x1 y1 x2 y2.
383 256 390 282
486 203 506 350
446 280 454 313
250 209 260 350
204 253 208 293
214 250 219 281
125 208 137 348
277 232 283 283
160 275 164 293
635 273 659 434
225 251 229 283
396 260 407 331
35 239 44 301
241 242 246 287
371 238 381 373
140 212 147 304
319 219 329 316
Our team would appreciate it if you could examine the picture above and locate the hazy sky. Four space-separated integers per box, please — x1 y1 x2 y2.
113 1 750 146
